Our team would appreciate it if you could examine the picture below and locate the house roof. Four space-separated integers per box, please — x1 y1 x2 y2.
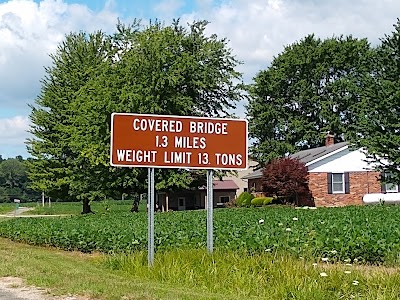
241 168 263 180
241 142 349 180
199 180 239 190
212 180 239 190
291 142 348 165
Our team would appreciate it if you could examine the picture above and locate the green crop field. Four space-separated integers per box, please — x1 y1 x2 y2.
0 205 399 265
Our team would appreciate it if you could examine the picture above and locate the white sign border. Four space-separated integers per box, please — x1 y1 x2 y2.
109 112 249 171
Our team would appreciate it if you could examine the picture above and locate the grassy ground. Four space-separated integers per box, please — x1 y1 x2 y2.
0 200 145 215
0 203 17 214
0 238 399 300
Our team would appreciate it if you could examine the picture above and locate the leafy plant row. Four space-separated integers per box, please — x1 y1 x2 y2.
1 206 399 264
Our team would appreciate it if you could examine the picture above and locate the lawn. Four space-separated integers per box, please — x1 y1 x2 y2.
0 238 399 300
0 203 18 214
0 199 144 215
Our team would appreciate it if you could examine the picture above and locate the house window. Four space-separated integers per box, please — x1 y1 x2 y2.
383 172 399 193
332 173 344 193
327 172 350 194
219 196 230 203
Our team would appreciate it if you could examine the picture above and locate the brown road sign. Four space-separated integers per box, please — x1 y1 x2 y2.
110 113 248 170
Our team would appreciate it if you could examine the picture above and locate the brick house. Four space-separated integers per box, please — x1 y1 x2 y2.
242 135 400 207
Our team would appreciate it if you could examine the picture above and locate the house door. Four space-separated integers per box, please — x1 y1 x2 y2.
178 197 186 211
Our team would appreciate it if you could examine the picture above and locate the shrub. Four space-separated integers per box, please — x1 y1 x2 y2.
262 157 310 205
237 192 254 207
262 197 273 205
224 197 238 208
250 197 264 207
251 197 274 207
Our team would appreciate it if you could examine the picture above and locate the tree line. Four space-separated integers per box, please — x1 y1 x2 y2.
22 18 400 212
0 155 41 202
248 20 400 179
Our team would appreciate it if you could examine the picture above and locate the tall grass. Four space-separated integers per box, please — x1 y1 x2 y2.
0 202 17 214
105 249 400 299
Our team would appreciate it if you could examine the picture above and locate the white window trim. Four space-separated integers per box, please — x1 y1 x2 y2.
384 172 399 193
332 173 345 194
385 182 399 193
219 196 230 203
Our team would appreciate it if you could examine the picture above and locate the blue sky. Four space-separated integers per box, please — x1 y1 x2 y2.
1 0 400 159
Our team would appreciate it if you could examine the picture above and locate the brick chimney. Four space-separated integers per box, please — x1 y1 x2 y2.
325 132 335 147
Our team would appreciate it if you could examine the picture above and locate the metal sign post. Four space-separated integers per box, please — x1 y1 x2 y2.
206 170 213 253
110 113 248 266
148 168 155 266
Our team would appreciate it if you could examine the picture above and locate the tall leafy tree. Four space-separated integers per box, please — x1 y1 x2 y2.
349 20 400 181
70 20 243 195
0 158 28 201
0 159 27 190
247 35 374 164
27 31 111 212
28 20 244 212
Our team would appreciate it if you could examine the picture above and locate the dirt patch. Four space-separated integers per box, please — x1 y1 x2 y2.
2 207 35 217
0 277 91 300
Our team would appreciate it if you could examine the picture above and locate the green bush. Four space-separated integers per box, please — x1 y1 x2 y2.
235 192 245 206
250 197 273 207
237 192 254 207
262 197 273 205
250 197 264 207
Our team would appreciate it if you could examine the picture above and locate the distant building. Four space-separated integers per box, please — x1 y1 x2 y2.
156 179 239 211
222 159 258 197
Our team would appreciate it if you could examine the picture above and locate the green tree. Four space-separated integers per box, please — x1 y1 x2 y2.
27 20 244 212
247 35 374 164
0 187 10 202
261 157 310 205
0 158 27 201
349 20 400 181
0 159 27 190
27 31 111 213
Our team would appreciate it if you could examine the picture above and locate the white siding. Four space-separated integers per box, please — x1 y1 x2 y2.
308 148 378 173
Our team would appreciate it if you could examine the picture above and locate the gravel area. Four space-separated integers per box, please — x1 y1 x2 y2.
0 277 88 300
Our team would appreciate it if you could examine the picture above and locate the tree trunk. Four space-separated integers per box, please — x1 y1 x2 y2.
82 200 93 214
131 196 139 213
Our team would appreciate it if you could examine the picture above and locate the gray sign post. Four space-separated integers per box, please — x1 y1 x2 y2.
206 170 214 253
110 113 248 267
148 167 155 266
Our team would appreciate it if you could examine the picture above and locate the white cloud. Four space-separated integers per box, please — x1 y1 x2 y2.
0 115 30 145
0 0 120 157
0 0 119 110
181 0 400 82
153 0 184 17
1 0 400 157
